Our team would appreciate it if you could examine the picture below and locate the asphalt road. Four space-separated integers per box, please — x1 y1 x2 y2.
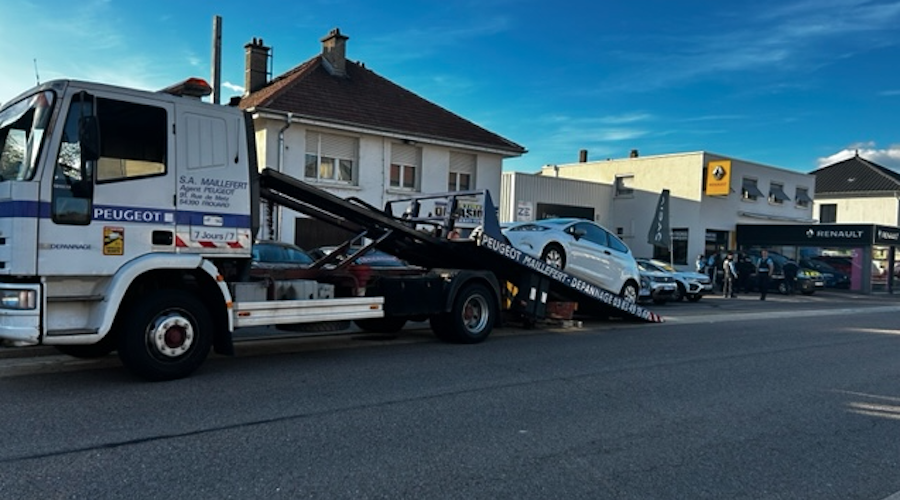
1 290 900 499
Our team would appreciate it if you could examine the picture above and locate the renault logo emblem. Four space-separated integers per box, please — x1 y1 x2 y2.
712 166 726 180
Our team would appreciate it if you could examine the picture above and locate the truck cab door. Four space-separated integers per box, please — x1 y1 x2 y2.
38 91 175 276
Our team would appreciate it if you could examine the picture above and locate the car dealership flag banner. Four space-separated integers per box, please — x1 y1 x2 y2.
648 189 671 248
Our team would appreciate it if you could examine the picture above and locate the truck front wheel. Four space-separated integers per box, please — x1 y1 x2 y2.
430 283 496 344
117 290 213 381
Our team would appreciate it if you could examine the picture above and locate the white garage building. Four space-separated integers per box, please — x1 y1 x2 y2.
501 150 816 266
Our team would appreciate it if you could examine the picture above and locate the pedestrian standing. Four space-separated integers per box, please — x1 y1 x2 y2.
757 249 774 300
723 253 737 298
783 260 798 295
707 253 718 291
696 254 706 273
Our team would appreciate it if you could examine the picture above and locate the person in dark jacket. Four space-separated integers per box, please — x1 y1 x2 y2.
783 261 799 295
736 254 754 293
757 249 774 300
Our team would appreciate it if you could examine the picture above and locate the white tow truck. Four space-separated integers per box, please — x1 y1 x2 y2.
0 77 660 381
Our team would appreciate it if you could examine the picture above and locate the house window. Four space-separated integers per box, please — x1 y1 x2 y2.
390 143 420 190
768 182 790 205
448 152 475 191
741 177 764 201
820 204 837 223
795 187 812 208
615 174 634 197
304 131 357 184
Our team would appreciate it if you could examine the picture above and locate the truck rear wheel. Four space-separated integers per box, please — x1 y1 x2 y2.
430 283 496 344
117 290 212 381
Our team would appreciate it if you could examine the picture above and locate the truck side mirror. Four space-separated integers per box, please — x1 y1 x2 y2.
78 116 100 162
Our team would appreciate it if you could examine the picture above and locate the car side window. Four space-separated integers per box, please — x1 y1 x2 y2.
575 223 608 247
607 233 629 253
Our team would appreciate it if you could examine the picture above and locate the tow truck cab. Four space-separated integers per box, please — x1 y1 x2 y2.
0 78 257 347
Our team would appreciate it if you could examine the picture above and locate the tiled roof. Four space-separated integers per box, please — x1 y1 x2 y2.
239 56 526 156
811 154 900 195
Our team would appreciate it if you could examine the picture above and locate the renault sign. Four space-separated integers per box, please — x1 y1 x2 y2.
705 160 731 196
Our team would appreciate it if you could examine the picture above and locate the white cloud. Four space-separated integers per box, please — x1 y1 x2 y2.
222 81 245 94
817 142 900 170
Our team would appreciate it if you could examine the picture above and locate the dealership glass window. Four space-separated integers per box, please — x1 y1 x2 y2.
795 187 812 208
819 204 837 223
652 227 688 264
741 178 763 201
615 174 634 197
305 131 358 184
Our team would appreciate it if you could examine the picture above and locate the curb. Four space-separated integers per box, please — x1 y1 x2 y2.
0 346 58 360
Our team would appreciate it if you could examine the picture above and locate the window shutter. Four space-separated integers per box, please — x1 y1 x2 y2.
306 131 357 160
450 152 475 174
392 143 419 166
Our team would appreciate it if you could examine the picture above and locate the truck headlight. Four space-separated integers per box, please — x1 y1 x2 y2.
0 289 37 310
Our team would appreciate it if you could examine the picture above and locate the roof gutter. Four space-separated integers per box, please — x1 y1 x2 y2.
247 107 526 158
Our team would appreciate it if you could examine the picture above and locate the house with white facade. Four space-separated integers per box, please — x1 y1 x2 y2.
502 150 815 265
812 152 900 226
238 29 525 248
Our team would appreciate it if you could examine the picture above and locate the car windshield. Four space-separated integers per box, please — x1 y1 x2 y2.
318 247 408 267
252 243 314 265
652 261 677 272
639 261 664 273
0 90 55 182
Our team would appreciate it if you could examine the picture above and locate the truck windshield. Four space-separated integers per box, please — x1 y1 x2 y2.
0 90 55 181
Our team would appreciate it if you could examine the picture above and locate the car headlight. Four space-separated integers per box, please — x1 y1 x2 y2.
0 289 37 310
640 277 649 288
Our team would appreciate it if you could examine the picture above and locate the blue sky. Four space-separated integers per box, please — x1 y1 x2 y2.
2 0 899 173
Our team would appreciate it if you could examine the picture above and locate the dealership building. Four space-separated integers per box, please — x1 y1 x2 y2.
500 150 898 293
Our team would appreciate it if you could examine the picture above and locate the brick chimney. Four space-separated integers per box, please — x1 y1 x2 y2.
321 28 349 77
244 37 270 95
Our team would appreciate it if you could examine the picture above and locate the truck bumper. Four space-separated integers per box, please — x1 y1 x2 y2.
0 313 41 346
0 283 42 346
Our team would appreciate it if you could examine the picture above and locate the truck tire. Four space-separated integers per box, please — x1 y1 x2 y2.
430 283 496 344
354 317 407 333
117 290 213 381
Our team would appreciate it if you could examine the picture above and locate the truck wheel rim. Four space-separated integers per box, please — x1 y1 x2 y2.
462 295 489 333
149 313 194 358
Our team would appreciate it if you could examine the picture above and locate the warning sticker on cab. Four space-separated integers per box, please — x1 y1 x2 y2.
103 226 124 256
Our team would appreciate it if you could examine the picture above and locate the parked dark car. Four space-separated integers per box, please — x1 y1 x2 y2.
811 255 852 276
799 258 850 288
746 250 824 295
251 240 315 269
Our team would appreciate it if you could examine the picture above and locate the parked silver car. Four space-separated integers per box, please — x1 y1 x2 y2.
636 258 712 302
502 218 642 301
636 260 678 304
